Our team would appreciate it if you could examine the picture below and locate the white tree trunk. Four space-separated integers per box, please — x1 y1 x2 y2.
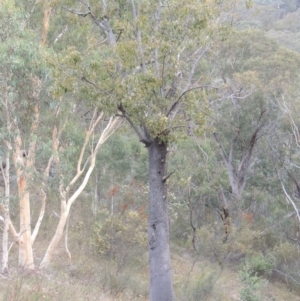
40 208 69 268
1 156 10 275
40 115 122 268
18 176 34 270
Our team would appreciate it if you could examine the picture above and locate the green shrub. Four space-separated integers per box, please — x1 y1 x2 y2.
90 209 148 269
239 262 267 301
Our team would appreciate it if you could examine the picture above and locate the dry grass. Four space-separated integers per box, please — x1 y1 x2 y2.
1 247 300 301
1 220 300 301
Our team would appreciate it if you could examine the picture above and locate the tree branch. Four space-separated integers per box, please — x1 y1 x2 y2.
237 109 266 188
64 4 116 45
166 85 212 117
118 103 151 145
184 46 210 92
213 132 229 167
281 182 300 224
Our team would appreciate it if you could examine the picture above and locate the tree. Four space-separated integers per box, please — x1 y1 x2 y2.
40 111 121 268
56 0 227 299
0 0 121 273
200 29 300 243
0 1 47 270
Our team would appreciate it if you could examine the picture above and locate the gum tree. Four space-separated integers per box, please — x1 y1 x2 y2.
209 29 300 236
0 1 46 270
0 0 121 273
56 0 228 299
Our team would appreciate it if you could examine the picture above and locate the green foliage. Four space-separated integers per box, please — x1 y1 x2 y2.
90 209 147 267
96 131 148 182
239 262 267 301
2 0 300 300
0 1 47 134
244 253 274 276
49 0 228 143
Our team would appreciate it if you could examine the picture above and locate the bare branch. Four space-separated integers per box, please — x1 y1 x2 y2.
64 5 116 45
154 3 162 77
63 7 91 18
237 109 266 184
66 111 104 192
31 152 54 244
269 269 300 286
130 0 145 73
213 132 229 167
184 46 210 92
166 85 212 117
53 26 68 45
118 103 151 144
0 205 19 244
162 171 175 183
81 76 111 96
281 182 300 224
66 115 122 211
229 131 239 166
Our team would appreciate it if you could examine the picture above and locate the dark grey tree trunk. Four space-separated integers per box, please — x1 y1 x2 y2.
147 138 174 301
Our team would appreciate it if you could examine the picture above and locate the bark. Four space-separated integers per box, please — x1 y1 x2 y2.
32 121 61 245
40 115 122 268
18 176 34 270
216 189 230 243
147 139 174 301
40 206 69 267
12 138 35 270
40 154 97 268
120 105 174 300
40 1 52 47
1 155 10 275
17 108 39 270
1 212 9 276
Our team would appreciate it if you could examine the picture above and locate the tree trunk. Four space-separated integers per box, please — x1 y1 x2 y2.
1 156 10 275
18 176 34 270
0 159 10 275
1 211 9 275
147 139 174 301
40 115 121 268
40 206 69 268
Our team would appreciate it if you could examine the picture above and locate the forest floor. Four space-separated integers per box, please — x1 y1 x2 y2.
0 243 299 301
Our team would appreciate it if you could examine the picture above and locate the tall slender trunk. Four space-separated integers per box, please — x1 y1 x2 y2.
40 115 120 268
1 156 10 275
18 176 34 269
147 139 174 301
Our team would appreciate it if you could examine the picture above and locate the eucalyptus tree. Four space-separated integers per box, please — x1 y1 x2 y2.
51 0 229 299
0 0 121 273
0 0 49 270
209 29 300 231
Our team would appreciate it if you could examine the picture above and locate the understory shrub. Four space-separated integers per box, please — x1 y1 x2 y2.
90 209 148 269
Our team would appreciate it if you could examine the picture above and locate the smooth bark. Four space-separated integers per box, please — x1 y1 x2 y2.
40 115 121 268
1 155 10 275
18 176 34 269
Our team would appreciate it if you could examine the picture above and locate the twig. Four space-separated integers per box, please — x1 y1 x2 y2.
268 269 300 286
81 76 111 96
166 85 213 117
162 171 175 183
